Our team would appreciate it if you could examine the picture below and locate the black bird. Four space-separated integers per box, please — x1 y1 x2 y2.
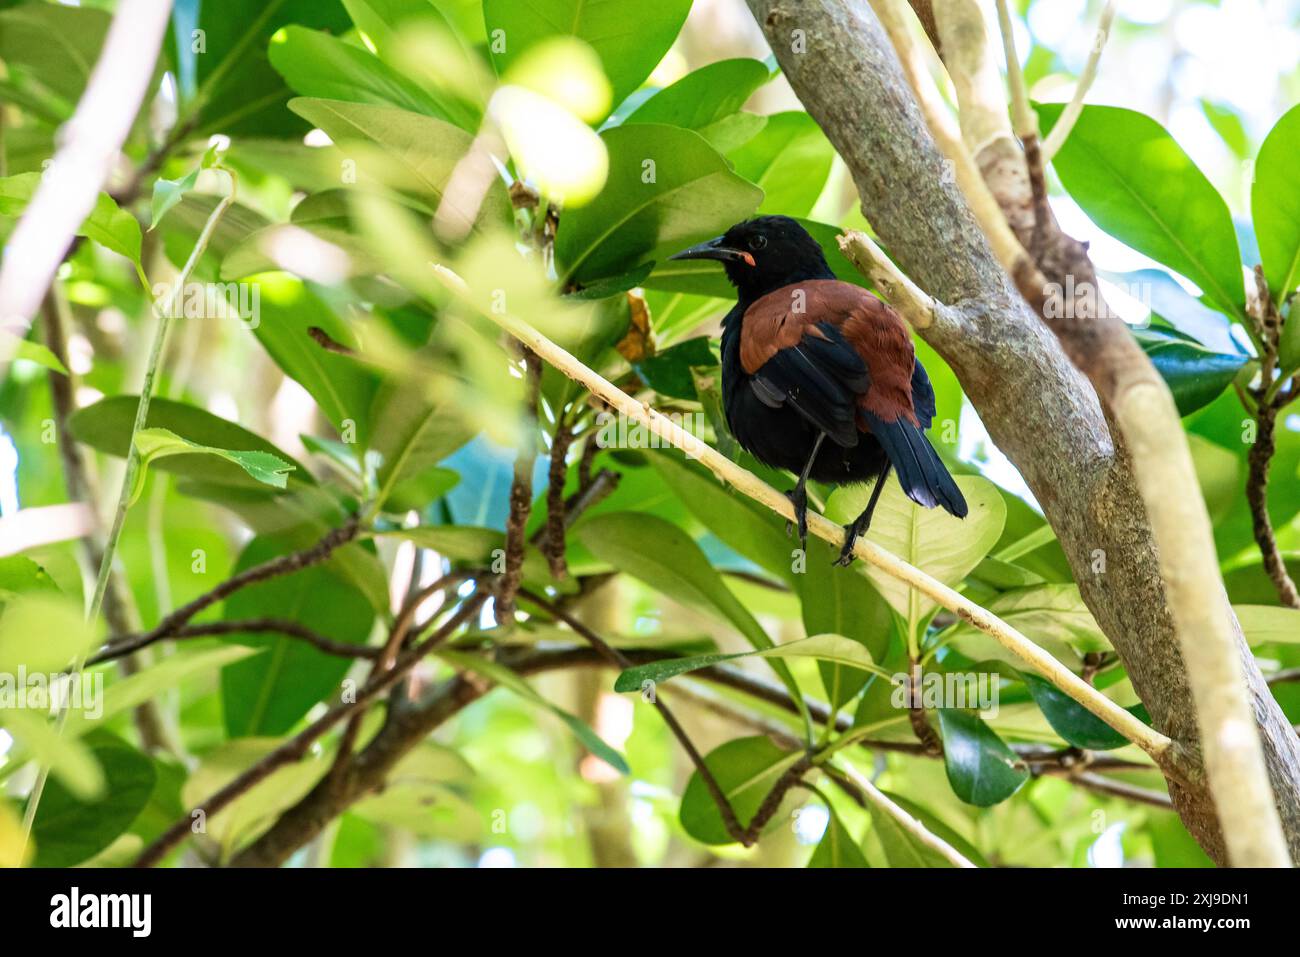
670 216 967 565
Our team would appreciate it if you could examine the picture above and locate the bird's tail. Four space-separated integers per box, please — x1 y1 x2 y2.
862 413 968 518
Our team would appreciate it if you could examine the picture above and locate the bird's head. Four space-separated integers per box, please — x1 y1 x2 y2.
669 215 833 301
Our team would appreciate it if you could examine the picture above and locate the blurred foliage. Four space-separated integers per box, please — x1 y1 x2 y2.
0 0 1298 869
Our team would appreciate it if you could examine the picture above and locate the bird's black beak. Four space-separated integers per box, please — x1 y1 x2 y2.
669 236 755 267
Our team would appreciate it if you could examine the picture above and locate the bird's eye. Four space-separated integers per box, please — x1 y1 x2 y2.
750 235 767 251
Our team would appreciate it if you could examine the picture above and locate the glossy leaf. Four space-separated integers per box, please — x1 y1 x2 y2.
679 736 803 845
175 0 353 137
71 396 312 491
483 0 692 111
1020 673 1128 750
613 634 878 693
728 111 835 218
825 474 1005 627
622 58 773 131
808 806 869 868
556 124 763 286
938 708 1028 807
1253 103 1300 308
269 25 451 117
132 428 295 504
1135 327 1250 416
29 736 155 867
1038 103 1244 316
220 534 376 737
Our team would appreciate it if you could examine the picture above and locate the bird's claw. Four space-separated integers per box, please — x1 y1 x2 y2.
785 487 809 552
833 523 863 567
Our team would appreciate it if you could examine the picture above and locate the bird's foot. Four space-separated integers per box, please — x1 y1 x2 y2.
785 486 809 552
833 519 870 567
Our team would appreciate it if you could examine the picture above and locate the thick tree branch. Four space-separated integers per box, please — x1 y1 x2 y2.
918 0 1289 867
743 0 1300 865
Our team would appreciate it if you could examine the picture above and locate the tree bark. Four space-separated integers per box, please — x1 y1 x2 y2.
744 0 1300 863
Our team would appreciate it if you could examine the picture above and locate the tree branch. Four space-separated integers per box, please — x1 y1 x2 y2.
430 265 1171 760
0 0 172 360
742 0 1300 865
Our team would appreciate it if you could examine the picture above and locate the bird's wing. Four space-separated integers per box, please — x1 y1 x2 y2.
739 281 871 447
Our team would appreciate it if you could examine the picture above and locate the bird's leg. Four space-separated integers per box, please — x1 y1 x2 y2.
835 463 892 567
785 432 826 552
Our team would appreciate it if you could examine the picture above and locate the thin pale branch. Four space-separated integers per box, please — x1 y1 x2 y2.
431 264 1172 761
1040 0 1119 162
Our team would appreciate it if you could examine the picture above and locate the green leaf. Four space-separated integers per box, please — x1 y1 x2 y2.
1020 673 1128 750
0 710 103 801
679 736 804 845
868 789 969 867
1200 100 1251 159
132 428 296 505
556 124 763 286
65 646 263 742
1235 604 1300 646
633 336 716 400
0 3 111 111
288 97 510 225
1037 103 1244 315
220 534 376 737
0 555 61 599
367 377 476 511
438 650 629 774
182 738 329 855
242 276 382 433
808 805 869 868
622 58 773 131
937 583 1110 670
176 0 353 137
0 175 141 265
825 474 1005 627
797 543 895 709
150 168 201 231
937 708 1028 807
29 736 155 867
0 592 98 676
1134 327 1250 416
613 634 878 692
728 111 835 218
269 25 452 118
577 511 807 716
647 450 793 584
380 525 557 587
1 331 68 374
1253 103 1300 309
70 395 312 491
483 0 692 111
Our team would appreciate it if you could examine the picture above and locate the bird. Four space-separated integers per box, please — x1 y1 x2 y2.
669 215 967 566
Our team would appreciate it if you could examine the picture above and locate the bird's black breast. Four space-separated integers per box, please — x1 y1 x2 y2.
720 306 886 485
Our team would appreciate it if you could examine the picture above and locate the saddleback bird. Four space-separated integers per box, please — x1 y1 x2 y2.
670 216 967 565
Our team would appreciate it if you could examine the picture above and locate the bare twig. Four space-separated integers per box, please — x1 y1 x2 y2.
90 619 382 666
498 349 541 619
134 592 487 867
129 517 361 652
1040 0 1119 162
543 419 575 579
